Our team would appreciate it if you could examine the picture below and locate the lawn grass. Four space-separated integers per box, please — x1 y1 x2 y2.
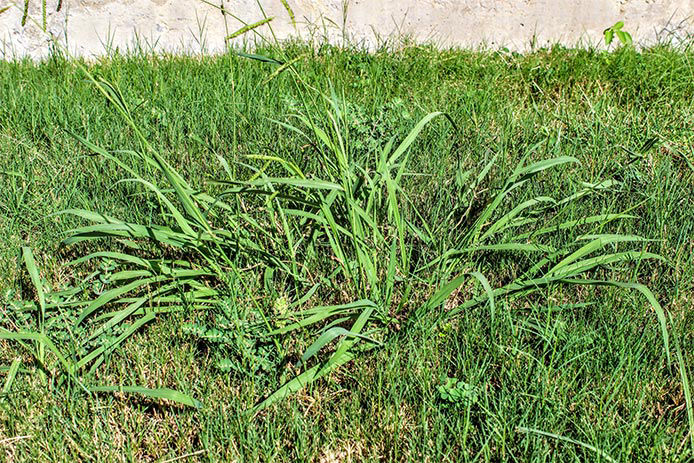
1 43 693 461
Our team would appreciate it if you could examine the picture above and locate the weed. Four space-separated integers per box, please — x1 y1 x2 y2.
437 377 478 408
0 26 692 461
604 21 633 47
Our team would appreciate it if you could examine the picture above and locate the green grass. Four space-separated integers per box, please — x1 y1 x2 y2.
0 42 693 461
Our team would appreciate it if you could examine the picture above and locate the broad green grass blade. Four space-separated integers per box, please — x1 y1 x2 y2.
21 247 45 320
259 302 377 412
548 235 651 276
0 330 74 376
426 272 469 310
22 247 46 371
234 50 283 65
515 156 579 180
252 351 356 414
85 297 149 343
299 327 380 366
270 300 378 335
387 112 445 165
77 275 168 324
114 178 196 236
549 251 664 279
77 313 156 370
1 358 21 398
480 196 555 241
243 177 344 191
468 271 496 321
514 213 637 240
89 385 202 409
424 271 496 318
62 222 195 248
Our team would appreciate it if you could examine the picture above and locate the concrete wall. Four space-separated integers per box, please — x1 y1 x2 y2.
1 0 693 58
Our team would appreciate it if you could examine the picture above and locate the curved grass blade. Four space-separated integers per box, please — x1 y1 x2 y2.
515 156 579 181
22 247 46 370
270 300 378 335
234 50 283 65
480 196 555 241
387 112 446 166
114 178 196 236
547 235 651 276
562 279 670 363
77 275 161 324
252 351 356 414
518 427 616 462
468 271 496 322
257 301 377 412
21 248 45 321
548 251 664 279
77 312 156 371
299 327 381 367
670 314 694 454
424 271 496 319
0 330 75 377
514 213 637 241
243 177 344 191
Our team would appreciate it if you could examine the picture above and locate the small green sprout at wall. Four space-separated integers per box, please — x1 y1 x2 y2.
604 21 633 47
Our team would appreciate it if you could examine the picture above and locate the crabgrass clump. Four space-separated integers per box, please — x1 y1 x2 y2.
1 60 675 413
0 32 692 461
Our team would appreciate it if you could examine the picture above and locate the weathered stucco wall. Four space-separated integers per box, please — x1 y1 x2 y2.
1 0 693 58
